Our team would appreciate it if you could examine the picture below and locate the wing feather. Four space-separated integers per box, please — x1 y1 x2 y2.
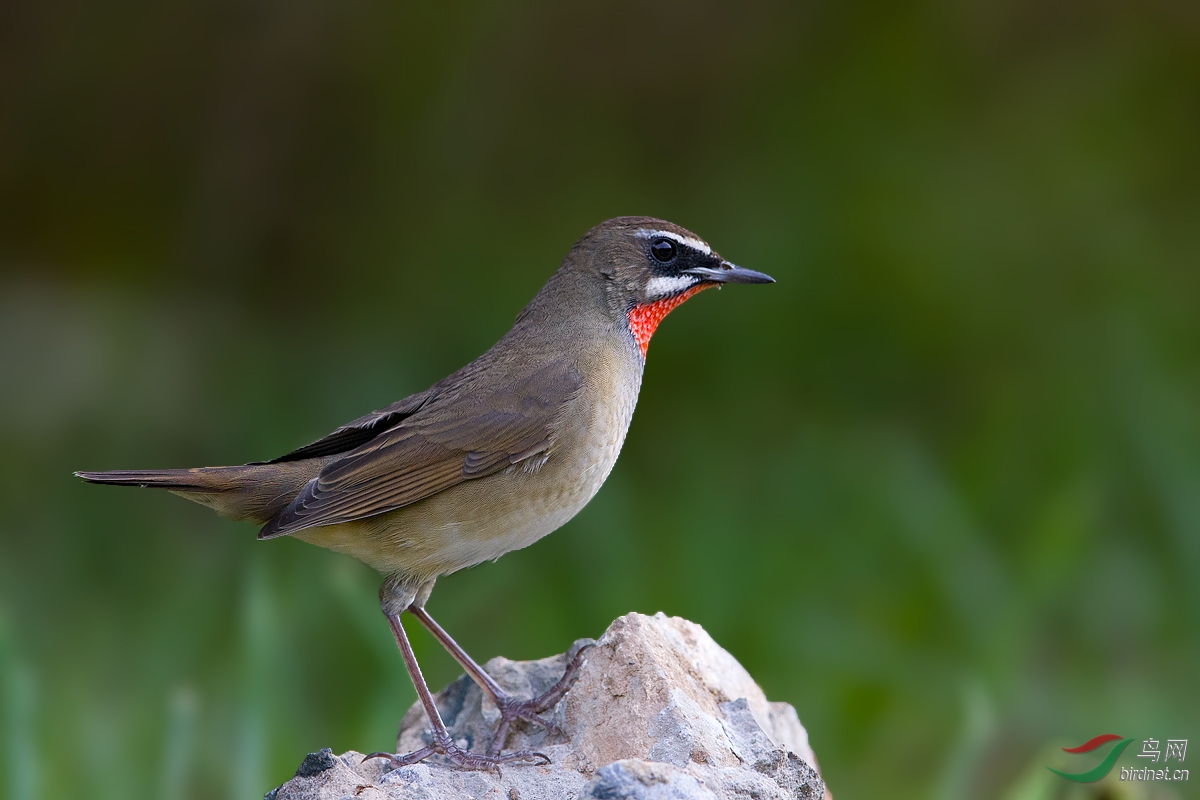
259 359 582 538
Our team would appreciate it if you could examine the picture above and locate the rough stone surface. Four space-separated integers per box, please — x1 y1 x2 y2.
267 612 829 800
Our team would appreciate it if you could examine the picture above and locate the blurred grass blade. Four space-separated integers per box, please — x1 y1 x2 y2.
1 608 38 800
160 686 198 800
234 554 275 800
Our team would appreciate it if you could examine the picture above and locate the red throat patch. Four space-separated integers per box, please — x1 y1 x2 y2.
628 284 713 357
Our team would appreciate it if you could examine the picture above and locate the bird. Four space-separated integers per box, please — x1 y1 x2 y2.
76 216 774 771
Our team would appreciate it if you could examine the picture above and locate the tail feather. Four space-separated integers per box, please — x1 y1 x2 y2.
75 462 321 525
75 469 224 490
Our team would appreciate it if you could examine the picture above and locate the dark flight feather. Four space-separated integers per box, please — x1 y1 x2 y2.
262 391 432 463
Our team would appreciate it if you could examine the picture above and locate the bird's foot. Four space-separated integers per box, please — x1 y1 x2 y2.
487 643 593 756
364 731 548 775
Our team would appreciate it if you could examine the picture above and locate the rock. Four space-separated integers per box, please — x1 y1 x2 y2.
268 612 829 800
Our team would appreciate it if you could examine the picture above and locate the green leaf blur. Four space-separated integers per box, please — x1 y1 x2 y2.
1 2 1196 799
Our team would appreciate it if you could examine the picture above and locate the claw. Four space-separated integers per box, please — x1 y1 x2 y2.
363 745 435 768
486 643 594 756
364 742 546 773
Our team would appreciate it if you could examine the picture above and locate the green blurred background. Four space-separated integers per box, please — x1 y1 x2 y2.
1 1 1197 798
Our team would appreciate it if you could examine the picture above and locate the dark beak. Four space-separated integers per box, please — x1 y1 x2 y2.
685 261 775 285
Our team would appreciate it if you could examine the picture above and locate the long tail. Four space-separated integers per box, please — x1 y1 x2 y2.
75 468 228 490
75 462 319 525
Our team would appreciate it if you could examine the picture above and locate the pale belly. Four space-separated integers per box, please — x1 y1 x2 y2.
295 360 641 584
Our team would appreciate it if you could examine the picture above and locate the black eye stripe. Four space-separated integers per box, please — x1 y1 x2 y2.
650 239 677 262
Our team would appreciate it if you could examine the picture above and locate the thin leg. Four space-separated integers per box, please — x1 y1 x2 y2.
363 611 549 772
408 605 592 756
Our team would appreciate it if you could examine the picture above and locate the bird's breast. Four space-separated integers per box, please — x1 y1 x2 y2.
442 345 643 565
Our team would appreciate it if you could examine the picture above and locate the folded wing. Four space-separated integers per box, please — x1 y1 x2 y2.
258 359 582 539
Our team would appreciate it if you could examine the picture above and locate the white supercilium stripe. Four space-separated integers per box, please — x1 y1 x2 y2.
645 275 698 299
635 229 712 256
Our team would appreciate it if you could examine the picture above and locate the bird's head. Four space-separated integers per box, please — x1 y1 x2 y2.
579 217 775 357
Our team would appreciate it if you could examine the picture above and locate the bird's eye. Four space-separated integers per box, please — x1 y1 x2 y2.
651 239 677 262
